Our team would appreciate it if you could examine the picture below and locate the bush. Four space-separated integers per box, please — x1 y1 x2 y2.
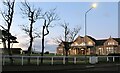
90 54 98 56
107 53 120 62
44 51 49 54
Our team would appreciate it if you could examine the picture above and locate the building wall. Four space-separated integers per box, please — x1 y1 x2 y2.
56 46 64 55
69 48 77 55
104 38 118 46
56 36 120 55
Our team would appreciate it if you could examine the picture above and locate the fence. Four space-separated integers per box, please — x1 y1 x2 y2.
2 55 120 65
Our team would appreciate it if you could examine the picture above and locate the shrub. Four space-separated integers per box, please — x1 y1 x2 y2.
44 51 49 54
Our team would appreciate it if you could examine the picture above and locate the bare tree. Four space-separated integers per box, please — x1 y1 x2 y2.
0 0 15 64
41 8 60 63
56 22 81 57
60 22 70 42
68 25 81 41
20 1 41 64
53 36 63 44
60 22 70 56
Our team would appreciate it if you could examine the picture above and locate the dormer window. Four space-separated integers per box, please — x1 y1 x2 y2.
80 42 85 46
88 41 93 46
74 42 78 45
59 48 63 51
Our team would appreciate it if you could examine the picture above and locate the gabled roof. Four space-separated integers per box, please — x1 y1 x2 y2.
113 38 120 44
73 36 83 44
74 36 83 41
95 39 106 46
95 38 120 46
57 35 120 47
86 35 96 42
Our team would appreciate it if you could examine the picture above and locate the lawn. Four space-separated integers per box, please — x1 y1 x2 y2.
2 54 120 65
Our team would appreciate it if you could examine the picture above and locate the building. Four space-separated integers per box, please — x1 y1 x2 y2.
56 35 120 55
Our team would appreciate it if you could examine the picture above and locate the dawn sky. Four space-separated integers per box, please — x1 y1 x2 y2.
0 1 118 53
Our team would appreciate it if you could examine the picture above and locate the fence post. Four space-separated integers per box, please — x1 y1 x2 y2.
22 56 23 65
107 57 109 62
37 57 39 66
63 56 65 64
113 56 115 62
74 57 76 64
51 57 53 65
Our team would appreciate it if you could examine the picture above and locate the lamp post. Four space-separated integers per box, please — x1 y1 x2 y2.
84 3 97 55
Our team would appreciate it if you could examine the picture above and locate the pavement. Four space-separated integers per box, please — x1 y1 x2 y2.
2 63 120 73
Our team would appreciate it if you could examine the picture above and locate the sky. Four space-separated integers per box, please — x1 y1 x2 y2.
0 0 119 53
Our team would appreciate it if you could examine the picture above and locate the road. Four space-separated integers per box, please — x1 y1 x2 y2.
2 63 120 73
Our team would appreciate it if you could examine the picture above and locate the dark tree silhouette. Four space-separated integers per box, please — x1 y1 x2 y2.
55 22 81 57
59 22 81 63
68 25 81 42
0 25 7 49
41 8 60 64
20 1 41 64
60 22 70 56
0 0 15 64
0 25 18 54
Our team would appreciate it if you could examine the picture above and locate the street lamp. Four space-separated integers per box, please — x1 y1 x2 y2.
84 3 97 55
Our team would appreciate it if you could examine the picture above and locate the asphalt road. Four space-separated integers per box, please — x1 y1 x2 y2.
2 63 120 73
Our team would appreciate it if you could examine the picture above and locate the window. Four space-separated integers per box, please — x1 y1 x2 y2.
74 42 78 45
80 42 85 46
81 49 84 50
108 42 114 45
59 48 63 51
99 48 103 55
99 48 102 50
106 47 114 54
73 49 76 54
88 41 93 45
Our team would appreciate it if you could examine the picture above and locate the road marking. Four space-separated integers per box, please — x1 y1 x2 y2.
86 65 95 68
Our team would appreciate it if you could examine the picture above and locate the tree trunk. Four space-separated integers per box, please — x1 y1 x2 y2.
65 50 69 64
2 38 6 54
41 26 45 64
66 50 68 56
8 30 14 64
2 38 6 48
27 38 33 64
27 15 34 64
65 44 69 63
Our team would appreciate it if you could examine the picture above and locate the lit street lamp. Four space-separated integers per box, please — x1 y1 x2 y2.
84 3 97 55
